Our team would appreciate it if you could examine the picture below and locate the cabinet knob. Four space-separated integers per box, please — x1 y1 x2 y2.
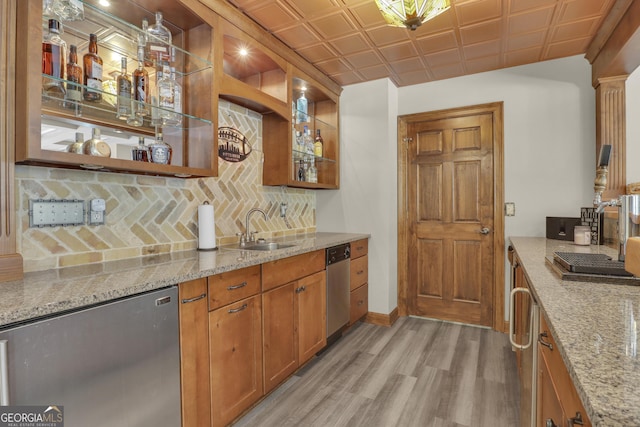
538 331 554 351
568 412 584 426
545 419 558 427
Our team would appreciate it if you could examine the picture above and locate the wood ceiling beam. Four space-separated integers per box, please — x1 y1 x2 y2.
586 0 640 87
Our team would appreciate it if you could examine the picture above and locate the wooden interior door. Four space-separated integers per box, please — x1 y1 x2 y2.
402 105 502 327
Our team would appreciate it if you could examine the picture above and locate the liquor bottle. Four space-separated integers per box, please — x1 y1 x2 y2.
170 67 182 124
295 131 304 152
131 136 149 161
296 90 308 123
149 131 172 165
297 160 305 182
147 11 172 65
83 33 103 102
82 128 111 157
307 160 317 183
141 18 152 67
158 63 179 125
51 0 84 21
303 126 314 155
132 43 149 117
42 18 66 99
65 132 84 154
116 57 132 120
64 44 82 113
314 129 323 157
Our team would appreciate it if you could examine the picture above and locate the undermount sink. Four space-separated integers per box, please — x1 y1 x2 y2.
224 241 297 251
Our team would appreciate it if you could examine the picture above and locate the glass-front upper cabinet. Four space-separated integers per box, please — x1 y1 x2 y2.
263 71 339 189
16 0 216 178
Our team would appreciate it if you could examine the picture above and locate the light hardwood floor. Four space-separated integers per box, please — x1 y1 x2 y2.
233 316 520 427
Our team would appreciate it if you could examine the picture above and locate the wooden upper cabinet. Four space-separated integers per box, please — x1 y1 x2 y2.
15 0 217 178
263 69 340 189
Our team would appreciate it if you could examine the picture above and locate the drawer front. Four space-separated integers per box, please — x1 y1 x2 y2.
350 284 368 325
208 265 261 311
351 239 368 259
262 250 325 291
350 255 368 291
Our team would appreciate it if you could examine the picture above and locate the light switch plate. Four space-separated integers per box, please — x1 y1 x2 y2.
29 199 85 227
505 202 516 217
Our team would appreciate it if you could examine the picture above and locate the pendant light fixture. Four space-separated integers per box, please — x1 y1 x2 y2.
375 0 451 31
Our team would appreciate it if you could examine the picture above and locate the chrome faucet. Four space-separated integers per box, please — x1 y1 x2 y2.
243 208 267 244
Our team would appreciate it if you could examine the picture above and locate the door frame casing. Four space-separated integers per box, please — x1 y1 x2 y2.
397 102 505 332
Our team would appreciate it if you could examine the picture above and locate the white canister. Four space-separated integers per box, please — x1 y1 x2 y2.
574 226 591 246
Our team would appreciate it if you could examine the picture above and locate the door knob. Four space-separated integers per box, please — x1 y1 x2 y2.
480 227 491 235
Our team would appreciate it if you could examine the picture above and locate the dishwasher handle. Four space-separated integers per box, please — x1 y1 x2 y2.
0 340 8 405
509 287 534 350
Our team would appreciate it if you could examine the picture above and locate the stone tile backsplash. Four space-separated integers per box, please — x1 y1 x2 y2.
17 100 316 272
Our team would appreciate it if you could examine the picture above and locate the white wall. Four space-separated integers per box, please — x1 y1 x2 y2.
316 79 399 315
317 55 597 317
627 66 640 183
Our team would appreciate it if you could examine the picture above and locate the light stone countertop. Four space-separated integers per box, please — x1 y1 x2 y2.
510 236 640 427
0 232 369 329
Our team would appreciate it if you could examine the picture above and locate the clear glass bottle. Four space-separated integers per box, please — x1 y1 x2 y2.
314 129 323 157
171 67 182 124
297 160 305 182
66 132 84 154
82 128 111 157
116 57 132 120
131 136 149 161
132 42 149 117
83 33 103 102
149 131 172 164
296 90 308 123
295 131 304 152
303 126 314 155
42 18 66 99
307 160 317 183
147 11 172 65
158 63 179 125
64 44 82 114
51 0 84 21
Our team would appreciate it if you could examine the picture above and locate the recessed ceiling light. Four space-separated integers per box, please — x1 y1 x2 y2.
99 0 110 7
239 48 248 57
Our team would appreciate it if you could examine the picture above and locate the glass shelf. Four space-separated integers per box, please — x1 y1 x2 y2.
42 74 212 129
291 148 336 164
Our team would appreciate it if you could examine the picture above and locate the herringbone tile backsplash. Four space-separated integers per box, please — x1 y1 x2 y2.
17 100 316 272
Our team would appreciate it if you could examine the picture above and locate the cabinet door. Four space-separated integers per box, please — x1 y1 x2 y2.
262 282 298 393
178 278 211 427
537 349 565 427
350 283 368 325
210 295 263 427
297 270 327 364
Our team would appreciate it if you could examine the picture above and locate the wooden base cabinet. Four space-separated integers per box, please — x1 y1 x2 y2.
349 239 369 325
537 313 591 427
263 270 327 394
210 295 263 427
178 278 211 427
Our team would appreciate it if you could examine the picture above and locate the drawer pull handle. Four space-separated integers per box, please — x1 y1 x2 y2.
545 419 558 427
356 270 364 275
538 331 554 351
356 246 364 250
295 286 306 294
181 293 206 304
228 303 248 314
569 412 584 426
227 281 247 291
357 300 365 306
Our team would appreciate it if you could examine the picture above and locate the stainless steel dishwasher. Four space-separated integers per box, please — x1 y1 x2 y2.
326 243 351 341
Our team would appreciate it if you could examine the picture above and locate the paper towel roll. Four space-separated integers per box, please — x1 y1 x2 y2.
198 202 217 250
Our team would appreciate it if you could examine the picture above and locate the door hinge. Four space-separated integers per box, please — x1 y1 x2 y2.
402 137 413 143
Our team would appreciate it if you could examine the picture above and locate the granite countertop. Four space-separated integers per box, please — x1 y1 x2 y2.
510 237 640 427
0 232 369 329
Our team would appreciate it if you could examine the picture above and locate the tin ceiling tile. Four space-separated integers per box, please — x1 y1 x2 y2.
459 19 502 44
309 11 359 40
507 7 555 35
344 50 385 68
329 33 371 55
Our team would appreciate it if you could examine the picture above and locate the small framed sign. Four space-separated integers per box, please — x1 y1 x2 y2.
218 127 253 162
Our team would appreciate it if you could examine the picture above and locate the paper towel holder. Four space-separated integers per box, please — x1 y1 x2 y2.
198 201 218 251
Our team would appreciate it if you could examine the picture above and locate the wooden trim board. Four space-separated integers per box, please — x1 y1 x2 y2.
364 307 399 327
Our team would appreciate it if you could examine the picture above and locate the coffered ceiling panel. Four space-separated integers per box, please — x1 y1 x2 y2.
226 0 617 87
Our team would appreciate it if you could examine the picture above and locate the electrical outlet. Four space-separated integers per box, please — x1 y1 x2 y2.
505 202 516 217
280 202 288 217
88 198 106 225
